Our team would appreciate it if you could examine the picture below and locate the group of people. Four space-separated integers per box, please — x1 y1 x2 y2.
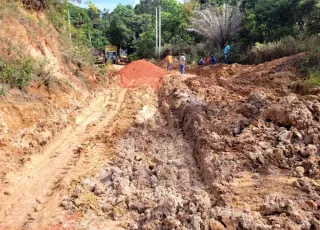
197 56 216 65
164 52 187 74
165 42 231 74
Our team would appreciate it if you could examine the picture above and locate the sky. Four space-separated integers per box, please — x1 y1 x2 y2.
73 0 184 12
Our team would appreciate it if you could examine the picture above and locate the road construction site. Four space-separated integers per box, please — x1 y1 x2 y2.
0 53 319 230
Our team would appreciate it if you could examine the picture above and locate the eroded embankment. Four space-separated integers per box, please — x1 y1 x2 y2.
0 4 111 186
0 4 123 228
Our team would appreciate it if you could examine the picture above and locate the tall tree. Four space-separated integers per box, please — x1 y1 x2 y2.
189 4 244 47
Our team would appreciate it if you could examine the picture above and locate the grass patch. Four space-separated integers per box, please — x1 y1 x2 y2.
0 57 36 89
59 30 94 68
0 56 53 89
299 36 320 74
292 73 320 94
246 36 300 64
304 73 320 90
297 36 320 93
0 85 6 95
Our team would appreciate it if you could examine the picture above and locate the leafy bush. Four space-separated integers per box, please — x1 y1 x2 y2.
59 31 93 67
0 57 52 89
128 53 140 62
246 36 300 64
297 36 320 93
0 57 36 89
292 73 320 95
0 85 5 96
299 36 320 74
306 73 320 88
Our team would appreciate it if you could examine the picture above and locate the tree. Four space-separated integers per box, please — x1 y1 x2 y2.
305 5 320 35
108 15 132 48
134 28 156 58
242 0 318 43
189 4 244 47
68 4 90 28
67 3 109 49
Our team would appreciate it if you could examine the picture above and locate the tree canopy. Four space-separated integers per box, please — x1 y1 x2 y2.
64 0 319 60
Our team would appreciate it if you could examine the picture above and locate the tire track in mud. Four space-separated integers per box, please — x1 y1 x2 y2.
58 87 216 229
0 88 127 229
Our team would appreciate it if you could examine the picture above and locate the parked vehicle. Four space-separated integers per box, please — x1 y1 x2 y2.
105 45 130 64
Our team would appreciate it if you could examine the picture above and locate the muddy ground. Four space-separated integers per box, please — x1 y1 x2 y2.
50 54 320 229
1 54 320 230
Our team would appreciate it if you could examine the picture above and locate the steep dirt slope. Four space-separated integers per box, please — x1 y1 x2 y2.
0 4 120 229
0 3 109 186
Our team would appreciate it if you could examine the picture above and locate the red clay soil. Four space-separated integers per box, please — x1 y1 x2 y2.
119 59 167 89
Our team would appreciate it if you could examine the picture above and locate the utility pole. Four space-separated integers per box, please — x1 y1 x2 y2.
158 6 161 58
155 6 161 59
155 7 158 57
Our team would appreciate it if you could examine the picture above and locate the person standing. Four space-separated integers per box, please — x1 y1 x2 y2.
165 51 173 71
224 42 230 64
180 53 186 74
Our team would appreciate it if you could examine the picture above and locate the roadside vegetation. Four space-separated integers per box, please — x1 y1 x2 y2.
0 0 319 92
0 56 53 89
64 0 320 89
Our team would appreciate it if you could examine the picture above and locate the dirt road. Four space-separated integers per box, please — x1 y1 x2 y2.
0 87 127 229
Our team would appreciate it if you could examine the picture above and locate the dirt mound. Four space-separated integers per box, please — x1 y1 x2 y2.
186 54 305 93
119 59 167 89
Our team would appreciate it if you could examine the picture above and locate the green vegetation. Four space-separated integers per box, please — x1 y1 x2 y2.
300 36 320 74
16 0 320 66
0 57 52 89
0 85 6 96
0 57 36 89
65 0 192 58
0 0 319 92
55 0 319 64
246 36 301 64
306 73 320 88
300 36 320 90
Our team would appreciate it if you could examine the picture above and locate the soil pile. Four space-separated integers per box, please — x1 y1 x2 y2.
119 59 167 89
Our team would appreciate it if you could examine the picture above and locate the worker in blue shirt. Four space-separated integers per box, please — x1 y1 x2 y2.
224 42 230 64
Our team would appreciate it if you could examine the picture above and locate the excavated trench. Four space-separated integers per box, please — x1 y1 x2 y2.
58 88 215 230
